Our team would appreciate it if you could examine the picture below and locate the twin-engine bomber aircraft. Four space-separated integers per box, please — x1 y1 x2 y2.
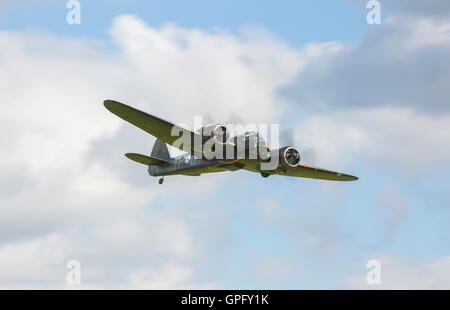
104 100 358 184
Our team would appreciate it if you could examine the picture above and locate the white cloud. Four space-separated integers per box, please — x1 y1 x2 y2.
282 15 450 113
0 15 304 288
259 199 341 255
293 106 450 175
0 234 72 285
109 15 303 125
357 107 450 169
275 16 450 174
0 232 212 289
120 264 217 290
93 215 194 259
1 9 450 288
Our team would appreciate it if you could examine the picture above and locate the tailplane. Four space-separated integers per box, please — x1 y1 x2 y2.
125 153 168 166
125 139 171 166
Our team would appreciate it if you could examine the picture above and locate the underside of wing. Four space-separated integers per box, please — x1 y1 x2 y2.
104 100 199 153
279 163 358 181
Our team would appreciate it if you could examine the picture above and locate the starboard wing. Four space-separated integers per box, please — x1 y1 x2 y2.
278 163 358 181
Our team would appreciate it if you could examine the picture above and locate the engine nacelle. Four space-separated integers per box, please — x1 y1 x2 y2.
281 146 301 167
199 124 230 145
265 146 301 170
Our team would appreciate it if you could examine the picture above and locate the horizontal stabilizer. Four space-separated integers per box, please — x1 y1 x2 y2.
125 153 169 166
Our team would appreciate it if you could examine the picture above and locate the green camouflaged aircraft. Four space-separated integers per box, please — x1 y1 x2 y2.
104 100 358 184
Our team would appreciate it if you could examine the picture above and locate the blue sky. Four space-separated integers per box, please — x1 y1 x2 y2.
1 0 450 289
1 0 371 45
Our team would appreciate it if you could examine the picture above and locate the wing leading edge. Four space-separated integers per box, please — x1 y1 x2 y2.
104 100 199 153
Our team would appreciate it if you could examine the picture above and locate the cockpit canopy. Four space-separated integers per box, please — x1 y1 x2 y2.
231 131 269 159
244 131 267 147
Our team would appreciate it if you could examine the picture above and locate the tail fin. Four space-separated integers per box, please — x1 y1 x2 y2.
151 139 171 161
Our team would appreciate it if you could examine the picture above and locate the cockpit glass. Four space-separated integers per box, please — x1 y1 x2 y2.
244 131 267 147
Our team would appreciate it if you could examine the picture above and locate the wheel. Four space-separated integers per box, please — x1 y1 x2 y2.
158 178 164 184
261 172 270 178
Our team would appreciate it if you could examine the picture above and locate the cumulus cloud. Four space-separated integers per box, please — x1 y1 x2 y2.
0 234 76 288
0 233 214 289
108 15 302 124
292 106 450 176
281 16 450 114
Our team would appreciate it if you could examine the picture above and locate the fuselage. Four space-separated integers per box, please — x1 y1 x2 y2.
148 132 266 177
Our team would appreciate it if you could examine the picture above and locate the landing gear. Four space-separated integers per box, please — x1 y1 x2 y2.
261 172 270 178
158 177 164 184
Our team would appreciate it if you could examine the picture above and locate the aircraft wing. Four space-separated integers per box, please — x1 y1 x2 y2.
278 164 358 181
104 100 200 154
